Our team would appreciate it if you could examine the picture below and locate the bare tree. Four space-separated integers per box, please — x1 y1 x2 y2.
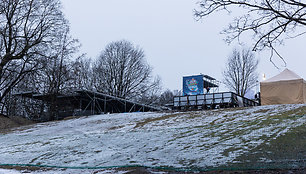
136 76 161 105
12 27 79 94
195 0 306 63
159 89 174 106
0 0 67 113
11 27 80 120
70 56 93 91
93 40 161 100
223 47 259 97
41 28 79 95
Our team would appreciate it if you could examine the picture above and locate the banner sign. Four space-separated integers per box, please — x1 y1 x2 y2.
183 75 204 96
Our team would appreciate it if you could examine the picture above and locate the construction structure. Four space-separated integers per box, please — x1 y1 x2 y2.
11 90 161 121
174 74 259 110
182 74 219 96
173 92 259 110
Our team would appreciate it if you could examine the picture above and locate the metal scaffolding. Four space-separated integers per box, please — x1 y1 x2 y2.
12 90 161 121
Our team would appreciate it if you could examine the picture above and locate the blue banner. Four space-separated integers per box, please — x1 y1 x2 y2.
183 75 204 96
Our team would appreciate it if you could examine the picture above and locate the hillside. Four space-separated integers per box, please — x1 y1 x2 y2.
0 104 305 173
0 115 34 133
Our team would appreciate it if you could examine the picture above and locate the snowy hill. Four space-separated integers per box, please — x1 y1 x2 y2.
0 104 305 173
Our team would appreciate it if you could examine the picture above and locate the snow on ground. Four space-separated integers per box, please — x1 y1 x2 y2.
0 104 305 171
0 168 20 174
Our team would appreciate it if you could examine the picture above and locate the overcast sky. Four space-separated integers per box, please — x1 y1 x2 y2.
61 0 305 92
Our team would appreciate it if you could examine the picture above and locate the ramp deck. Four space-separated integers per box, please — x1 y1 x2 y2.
173 92 259 110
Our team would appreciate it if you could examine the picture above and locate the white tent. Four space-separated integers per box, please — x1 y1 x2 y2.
260 69 306 105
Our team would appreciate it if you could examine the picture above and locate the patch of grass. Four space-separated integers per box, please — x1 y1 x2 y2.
247 106 305 128
253 109 271 114
134 113 184 128
186 112 206 119
210 116 237 125
271 106 306 119
218 107 249 112
223 124 306 169
0 165 55 173
108 125 124 130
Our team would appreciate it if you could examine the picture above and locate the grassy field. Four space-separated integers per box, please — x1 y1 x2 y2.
0 104 305 173
218 106 306 170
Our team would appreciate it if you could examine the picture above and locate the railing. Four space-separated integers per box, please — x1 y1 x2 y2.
173 92 259 110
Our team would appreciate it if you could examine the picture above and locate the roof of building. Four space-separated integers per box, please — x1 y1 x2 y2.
263 68 303 83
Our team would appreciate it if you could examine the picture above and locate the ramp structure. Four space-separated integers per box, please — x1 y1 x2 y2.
173 92 259 110
11 90 161 121
174 74 259 110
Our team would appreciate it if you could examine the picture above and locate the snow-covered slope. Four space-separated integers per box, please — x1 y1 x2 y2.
0 104 305 170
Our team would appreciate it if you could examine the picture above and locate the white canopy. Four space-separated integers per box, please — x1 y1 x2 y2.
263 68 303 83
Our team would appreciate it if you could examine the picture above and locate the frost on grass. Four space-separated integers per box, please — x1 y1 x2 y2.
0 104 305 169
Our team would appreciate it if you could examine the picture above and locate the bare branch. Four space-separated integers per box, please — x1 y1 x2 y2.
195 0 306 62
0 0 67 114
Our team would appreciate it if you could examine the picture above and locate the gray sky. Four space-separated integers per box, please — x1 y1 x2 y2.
61 0 305 92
